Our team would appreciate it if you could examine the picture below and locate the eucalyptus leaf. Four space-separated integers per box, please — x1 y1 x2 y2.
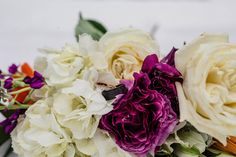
75 13 107 41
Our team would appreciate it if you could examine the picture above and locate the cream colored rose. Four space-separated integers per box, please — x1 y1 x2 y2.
175 33 236 145
11 98 80 157
99 28 159 80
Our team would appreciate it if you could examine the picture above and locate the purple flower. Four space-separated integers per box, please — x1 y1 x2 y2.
4 77 13 89
8 64 18 74
99 72 178 156
0 110 23 134
0 70 4 79
23 71 44 89
141 48 182 115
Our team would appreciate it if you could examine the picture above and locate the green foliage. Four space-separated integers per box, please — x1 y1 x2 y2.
0 127 10 145
75 13 107 41
202 148 221 157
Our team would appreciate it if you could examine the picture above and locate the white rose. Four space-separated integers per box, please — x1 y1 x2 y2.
99 28 159 80
11 98 79 157
175 33 236 145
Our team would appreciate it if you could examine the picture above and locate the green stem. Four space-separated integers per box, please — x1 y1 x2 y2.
0 80 4 86
23 89 34 104
0 104 30 110
13 78 24 81
9 87 31 95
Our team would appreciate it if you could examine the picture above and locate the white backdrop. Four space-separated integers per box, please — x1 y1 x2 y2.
1 0 236 70
0 0 236 156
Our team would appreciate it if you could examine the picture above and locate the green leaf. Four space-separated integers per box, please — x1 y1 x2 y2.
172 143 201 156
202 148 221 157
75 13 107 41
87 19 107 34
0 126 10 145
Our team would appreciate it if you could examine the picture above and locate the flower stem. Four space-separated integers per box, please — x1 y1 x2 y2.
23 89 34 104
0 104 30 110
13 78 24 81
9 87 31 95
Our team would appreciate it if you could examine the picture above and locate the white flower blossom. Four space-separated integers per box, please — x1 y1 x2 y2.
99 28 159 79
176 33 236 145
11 98 79 157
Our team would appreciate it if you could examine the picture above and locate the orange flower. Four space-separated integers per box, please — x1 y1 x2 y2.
213 137 236 155
21 63 34 77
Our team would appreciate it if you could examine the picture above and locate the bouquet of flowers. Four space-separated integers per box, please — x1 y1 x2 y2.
1 14 236 157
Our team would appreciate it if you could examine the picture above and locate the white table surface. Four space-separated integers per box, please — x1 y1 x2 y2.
0 0 236 156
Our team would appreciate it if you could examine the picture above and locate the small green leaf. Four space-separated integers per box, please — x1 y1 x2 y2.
172 143 201 156
87 19 107 34
75 13 107 41
202 148 221 157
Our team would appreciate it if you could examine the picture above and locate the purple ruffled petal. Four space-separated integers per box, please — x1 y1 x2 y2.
100 73 178 156
100 48 183 156
160 47 178 66
141 54 159 73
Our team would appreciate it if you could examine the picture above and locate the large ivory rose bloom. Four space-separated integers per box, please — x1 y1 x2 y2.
11 98 79 157
99 28 159 80
175 33 236 145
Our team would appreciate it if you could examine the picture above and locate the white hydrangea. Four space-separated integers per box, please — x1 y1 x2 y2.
34 34 108 87
11 98 80 157
73 129 133 157
52 78 114 150
34 44 84 87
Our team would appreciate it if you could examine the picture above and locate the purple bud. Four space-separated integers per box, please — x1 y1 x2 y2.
4 77 13 89
8 64 18 74
0 110 24 134
23 71 44 89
